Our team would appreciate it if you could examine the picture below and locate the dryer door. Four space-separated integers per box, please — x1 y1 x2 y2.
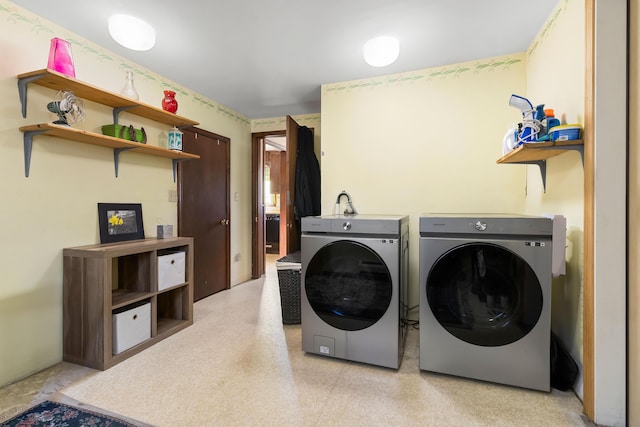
426 242 543 346
305 240 392 331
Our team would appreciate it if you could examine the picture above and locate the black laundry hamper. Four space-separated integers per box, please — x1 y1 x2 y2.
550 332 579 391
276 251 301 324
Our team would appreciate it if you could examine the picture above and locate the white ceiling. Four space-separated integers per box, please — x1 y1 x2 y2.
11 0 558 119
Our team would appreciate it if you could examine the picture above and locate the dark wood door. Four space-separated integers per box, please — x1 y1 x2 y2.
284 116 301 254
178 128 230 301
251 134 266 279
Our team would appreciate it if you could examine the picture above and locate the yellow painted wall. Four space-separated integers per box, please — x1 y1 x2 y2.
321 54 528 314
524 0 586 399
0 0 253 387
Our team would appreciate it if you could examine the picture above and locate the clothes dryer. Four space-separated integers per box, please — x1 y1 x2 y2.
419 214 553 391
301 214 409 369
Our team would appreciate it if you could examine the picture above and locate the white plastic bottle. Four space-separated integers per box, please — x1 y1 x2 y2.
502 124 517 155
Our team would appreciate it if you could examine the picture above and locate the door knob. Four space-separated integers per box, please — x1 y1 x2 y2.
220 219 229 225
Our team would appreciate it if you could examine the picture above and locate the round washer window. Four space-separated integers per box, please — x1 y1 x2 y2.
426 242 543 346
305 240 392 331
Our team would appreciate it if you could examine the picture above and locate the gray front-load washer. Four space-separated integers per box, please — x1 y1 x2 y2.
301 214 409 369
419 214 553 391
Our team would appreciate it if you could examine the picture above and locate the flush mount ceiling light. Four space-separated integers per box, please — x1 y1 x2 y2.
108 14 156 51
363 35 399 67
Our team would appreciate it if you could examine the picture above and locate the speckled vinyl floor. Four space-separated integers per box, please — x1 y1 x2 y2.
0 256 589 426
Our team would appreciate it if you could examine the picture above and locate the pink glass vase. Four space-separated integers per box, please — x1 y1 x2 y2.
47 37 76 78
162 90 178 114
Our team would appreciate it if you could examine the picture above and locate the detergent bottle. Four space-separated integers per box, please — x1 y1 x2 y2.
502 124 517 155
536 109 561 141
535 105 546 122
544 109 561 133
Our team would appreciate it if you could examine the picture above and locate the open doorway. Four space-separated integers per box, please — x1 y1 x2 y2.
252 116 308 279
251 130 285 279
264 136 286 255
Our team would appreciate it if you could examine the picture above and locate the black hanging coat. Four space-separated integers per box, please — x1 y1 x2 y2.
294 126 321 219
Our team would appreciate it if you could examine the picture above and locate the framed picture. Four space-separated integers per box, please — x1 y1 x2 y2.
98 203 145 243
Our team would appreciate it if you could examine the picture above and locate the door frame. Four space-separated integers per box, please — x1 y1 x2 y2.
252 130 286 279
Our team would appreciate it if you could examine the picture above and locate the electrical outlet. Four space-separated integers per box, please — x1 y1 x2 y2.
168 189 177 202
234 253 241 262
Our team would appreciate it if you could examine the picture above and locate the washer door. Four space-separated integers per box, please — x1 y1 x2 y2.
305 240 392 331
426 242 543 346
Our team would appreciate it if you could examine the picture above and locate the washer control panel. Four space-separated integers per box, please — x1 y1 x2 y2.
474 220 487 231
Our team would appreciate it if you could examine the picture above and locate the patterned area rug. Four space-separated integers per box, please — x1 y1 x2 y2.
0 400 138 427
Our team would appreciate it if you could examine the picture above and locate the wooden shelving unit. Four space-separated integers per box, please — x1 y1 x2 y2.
497 140 584 191
63 237 194 370
16 68 200 179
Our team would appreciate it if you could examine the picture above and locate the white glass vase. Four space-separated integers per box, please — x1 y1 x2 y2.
120 71 139 100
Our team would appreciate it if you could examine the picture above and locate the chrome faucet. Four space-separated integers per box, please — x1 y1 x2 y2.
336 191 357 215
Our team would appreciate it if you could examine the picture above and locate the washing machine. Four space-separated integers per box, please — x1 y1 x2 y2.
419 214 553 391
301 214 409 369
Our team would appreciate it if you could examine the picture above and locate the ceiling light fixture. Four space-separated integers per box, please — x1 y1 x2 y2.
108 14 156 51
363 36 399 67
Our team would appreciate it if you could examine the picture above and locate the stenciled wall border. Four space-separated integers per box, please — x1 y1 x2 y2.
1 0 251 125
252 114 320 133
527 0 569 58
322 54 524 97
2 0 568 124
322 0 567 98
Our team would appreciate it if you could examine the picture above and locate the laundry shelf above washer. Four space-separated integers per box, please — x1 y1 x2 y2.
496 140 584 191
497 140 583 163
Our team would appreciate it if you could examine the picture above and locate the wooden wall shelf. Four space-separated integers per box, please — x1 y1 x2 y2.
18 69 199 127
496 140 584 191
19 123 199 180
497 140 584 164
17 69 201 180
